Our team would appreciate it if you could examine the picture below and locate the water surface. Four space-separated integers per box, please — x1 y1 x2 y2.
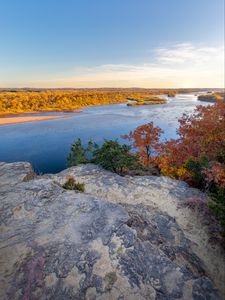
0 93 211 173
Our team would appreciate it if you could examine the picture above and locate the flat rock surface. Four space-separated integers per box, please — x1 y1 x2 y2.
0 161 34 188
0 162 224 299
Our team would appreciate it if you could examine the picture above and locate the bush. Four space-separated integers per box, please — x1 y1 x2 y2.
67 139 98 166
63 176 85 192
93 140 140 175
73 182 85 192
67 139 87 166
67 138 140 175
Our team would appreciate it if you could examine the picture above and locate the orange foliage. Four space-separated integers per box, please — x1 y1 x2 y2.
158 101 225 179
122 122 163 167
203 161 225 188
0 89 169 115
0 88 218 116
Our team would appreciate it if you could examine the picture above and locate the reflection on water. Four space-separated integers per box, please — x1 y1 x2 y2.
0 93 212 173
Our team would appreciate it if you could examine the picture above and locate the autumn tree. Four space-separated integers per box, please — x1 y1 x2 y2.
122 122 163 167
158 101 225 234
159 101 225 180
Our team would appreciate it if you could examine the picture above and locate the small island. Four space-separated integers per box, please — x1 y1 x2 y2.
167 91 176 97
198 92 224 102
127 96 166 106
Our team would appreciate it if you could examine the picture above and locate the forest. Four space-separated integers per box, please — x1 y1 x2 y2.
0 88 217 116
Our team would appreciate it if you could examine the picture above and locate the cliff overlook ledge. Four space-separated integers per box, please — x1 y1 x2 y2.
0 162 224 300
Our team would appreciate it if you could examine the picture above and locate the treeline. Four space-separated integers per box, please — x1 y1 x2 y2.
0 88 217 116
0 90 127 115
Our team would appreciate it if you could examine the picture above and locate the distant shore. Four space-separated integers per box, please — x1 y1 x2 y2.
0 115 68 126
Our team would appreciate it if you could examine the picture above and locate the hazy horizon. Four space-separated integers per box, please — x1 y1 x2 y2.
0 87 223 90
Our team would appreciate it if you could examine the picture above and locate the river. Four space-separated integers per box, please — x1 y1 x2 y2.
0 93 212 173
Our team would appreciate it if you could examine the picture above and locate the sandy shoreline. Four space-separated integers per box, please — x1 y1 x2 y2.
0 115 68 126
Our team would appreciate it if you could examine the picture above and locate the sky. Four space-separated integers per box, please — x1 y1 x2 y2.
0 0 224 88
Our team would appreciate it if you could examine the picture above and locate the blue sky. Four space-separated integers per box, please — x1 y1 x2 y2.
0 0 224 88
